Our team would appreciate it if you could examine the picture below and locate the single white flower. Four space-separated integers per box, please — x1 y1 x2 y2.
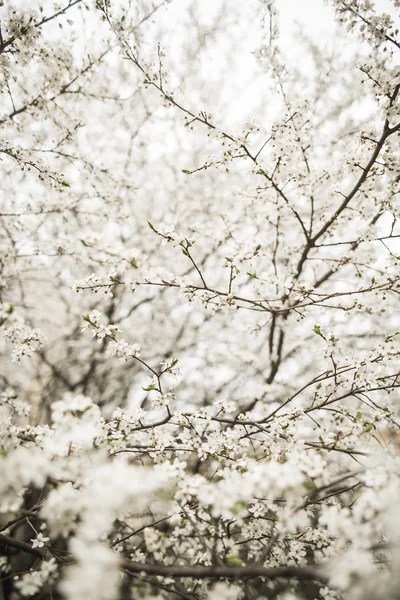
31 532 50 548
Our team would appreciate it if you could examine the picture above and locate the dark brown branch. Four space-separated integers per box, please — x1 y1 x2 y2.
122 559 327 583
295 469 363 512
0 510 39 533
0 0 82 55
311 121 399 246
0 533 44 559
337 3 400 50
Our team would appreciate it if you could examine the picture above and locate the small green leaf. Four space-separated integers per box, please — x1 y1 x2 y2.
142 384 156 392
61 181 70 187
303 480 316 491
231 500 246 514
225 555 244 567
313 325 321 335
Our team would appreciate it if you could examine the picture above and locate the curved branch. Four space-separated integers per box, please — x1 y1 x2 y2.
0 1 82 56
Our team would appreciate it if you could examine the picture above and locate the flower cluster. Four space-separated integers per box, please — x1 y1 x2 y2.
0 0 399 599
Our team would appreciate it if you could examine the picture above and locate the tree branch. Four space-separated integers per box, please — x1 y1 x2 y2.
0 533 44 559
122 559 327 583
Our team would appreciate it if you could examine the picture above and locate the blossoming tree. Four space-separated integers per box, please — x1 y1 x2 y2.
0 0 399 599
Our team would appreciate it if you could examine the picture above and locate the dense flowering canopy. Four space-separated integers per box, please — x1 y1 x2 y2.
0 1 399 599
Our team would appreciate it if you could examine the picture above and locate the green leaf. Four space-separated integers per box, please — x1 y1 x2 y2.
61 181 71 187
303 480 316 491
225 555 244 567
231 500 246 514
181 169 191 174
313 325 321 335
363 423 374 432
142 384 156 392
